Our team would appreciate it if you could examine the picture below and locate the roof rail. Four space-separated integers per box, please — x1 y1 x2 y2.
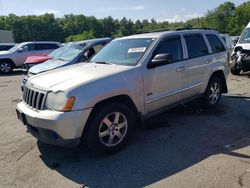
137 28 170 34
175 27 213 31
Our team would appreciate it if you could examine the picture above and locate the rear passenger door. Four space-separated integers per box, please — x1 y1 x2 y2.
34 43 59 56
182 34 210 98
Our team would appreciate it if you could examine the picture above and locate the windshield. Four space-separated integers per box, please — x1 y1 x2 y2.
53 43 86 62
239 28 250 44
48 46 66 58
90 38 154 66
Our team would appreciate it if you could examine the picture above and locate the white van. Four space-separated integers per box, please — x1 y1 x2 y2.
236 22 250 50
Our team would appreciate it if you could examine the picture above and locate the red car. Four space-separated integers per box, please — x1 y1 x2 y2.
24 46 62 70
26 55 52 64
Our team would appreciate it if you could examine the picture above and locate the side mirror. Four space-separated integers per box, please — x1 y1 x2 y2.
147 53 173 69
17 47 24 52
234 46 243 53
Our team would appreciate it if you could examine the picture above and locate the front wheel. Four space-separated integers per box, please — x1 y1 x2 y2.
0 62 14 74
84 102 134 154
202 77 222 109
231 66 241 75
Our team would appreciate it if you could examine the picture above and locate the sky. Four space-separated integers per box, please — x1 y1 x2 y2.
0 0 248 22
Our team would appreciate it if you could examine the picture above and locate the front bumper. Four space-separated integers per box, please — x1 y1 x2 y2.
16 101 92 147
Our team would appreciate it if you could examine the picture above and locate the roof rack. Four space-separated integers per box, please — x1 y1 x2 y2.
137 28 170 34
136 27 213 35
175 27 213 31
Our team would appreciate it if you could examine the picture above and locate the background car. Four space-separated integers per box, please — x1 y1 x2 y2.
24 46 66 71
21 38 112 90
27 38 112 75
0 41 61 73
0 43 15 51
235 22 250 50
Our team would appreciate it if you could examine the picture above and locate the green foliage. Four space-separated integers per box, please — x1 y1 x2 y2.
228 1 250 35
0 1 249 43
65 30 95 42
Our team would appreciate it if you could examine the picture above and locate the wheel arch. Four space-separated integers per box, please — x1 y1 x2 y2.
82 94 141 138
210 70 228 93
0 58 16 67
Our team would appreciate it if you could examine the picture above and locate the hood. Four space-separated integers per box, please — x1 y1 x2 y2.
28 63 131 91
26 55 51 64
0 50 12 56
236 43 250 50
29 59 69 74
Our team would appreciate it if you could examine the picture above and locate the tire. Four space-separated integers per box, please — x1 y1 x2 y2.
0 61 14 74
202 77 222 109
230 66 241 75
84 102 134 154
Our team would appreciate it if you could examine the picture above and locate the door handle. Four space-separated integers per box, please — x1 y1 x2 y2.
176 66 186 72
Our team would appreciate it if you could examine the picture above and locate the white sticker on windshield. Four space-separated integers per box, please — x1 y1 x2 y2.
128 47 147 53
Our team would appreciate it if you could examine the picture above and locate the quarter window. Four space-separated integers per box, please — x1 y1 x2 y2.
184 34 209 58
156 37 183 62
206 34 226 53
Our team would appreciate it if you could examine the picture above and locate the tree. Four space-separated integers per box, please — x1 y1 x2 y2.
228 2 250 35
0 1 249 42
65 30 95 42
204 2 235 33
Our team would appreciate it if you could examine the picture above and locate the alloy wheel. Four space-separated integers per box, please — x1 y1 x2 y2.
98 112 128 147
209 82 220 104
0 63 11 73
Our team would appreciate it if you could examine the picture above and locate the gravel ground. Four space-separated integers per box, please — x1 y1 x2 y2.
0 71 250 188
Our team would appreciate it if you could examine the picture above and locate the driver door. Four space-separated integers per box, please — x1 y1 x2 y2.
143 35 188 113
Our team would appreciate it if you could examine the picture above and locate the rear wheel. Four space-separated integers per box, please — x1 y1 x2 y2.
0 61 14 74
202 77 222 109
84 102 134 154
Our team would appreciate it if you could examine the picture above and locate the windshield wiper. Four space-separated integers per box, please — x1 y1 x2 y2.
56 57 66 61
94 61 113 65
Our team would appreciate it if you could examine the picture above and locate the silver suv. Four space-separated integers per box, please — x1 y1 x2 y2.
0 41 61 73
16 29 229 154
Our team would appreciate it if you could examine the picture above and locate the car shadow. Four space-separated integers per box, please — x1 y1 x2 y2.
37 97 250 188
0 69 25 76
239 71 250 78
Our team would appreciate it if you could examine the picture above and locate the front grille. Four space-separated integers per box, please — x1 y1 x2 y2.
22 87 46 110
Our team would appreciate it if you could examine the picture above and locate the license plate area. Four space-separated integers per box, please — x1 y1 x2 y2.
16 109 27 125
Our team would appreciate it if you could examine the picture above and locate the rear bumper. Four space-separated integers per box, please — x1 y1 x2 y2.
16 101 92 147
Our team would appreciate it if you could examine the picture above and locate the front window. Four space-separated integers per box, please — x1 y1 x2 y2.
90 38 154 66
239 28 250 44
9 44 23 52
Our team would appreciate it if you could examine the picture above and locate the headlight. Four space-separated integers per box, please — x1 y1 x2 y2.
45 91 75 112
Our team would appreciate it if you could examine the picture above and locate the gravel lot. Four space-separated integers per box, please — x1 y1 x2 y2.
0 71 250 188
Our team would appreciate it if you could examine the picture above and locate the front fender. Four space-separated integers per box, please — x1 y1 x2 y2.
69 66 145 113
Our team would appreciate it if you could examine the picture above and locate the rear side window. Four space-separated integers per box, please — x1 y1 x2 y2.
206 34 226 53
156 36 183 62
35 43 59 51
184 34 209 58
0 46 12 51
